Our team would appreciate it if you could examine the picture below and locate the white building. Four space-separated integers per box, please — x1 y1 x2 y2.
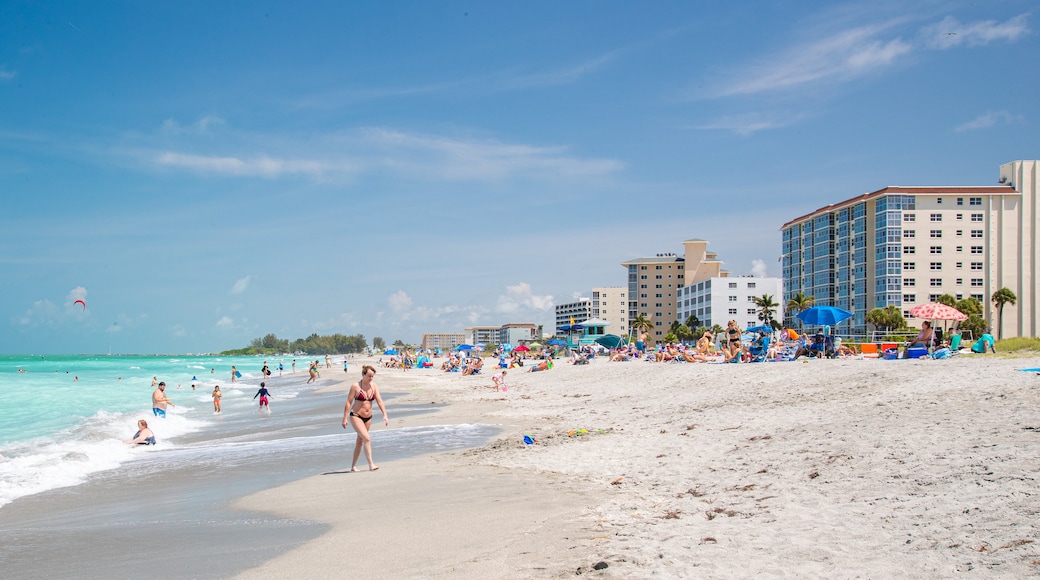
555 298 591 335
677 276 784 330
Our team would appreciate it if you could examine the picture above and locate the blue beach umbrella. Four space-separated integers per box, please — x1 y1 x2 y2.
796 306 853 327
500 343 514 352
454 344 475 351
383 349 398 355
546 338 568 346
744 324 773 334
594 334 627 349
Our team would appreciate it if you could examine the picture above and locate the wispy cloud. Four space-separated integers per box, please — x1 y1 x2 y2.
922 14 1030 49
703 12 1030 99
143 126 622 182
161 115 226 135
230 276 251 295
954 110 1024 132
691 111 809 136
154 151 334 178
706 20 912 99
215 316 233 328
388 290 413 312
0 68 15 81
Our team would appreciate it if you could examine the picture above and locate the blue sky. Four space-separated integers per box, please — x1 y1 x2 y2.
1 1 1035 354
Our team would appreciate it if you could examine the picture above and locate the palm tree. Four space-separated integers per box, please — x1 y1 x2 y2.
786 292 815 329
753 294 781 329
632 315 653 346
991 287 1017 340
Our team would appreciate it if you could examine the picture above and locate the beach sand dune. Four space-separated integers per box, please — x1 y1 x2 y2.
238 355 1040 578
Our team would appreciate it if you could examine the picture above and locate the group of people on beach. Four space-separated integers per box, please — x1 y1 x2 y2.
125 359 392 473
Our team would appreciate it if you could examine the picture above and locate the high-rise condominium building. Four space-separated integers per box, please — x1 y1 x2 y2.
780 160 1038 338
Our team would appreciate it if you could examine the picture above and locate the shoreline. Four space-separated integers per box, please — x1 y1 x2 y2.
237 354 1040 578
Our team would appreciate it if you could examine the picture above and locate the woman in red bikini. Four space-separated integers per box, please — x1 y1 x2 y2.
341 365 389 471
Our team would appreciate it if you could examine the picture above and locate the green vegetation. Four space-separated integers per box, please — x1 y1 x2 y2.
220 332 368 356
992 287 1017 340
995 336 1040 353
753 294 781 329
865 305 907 334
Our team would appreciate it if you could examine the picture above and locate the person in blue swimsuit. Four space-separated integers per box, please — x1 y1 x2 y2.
341 365 389 472
151 382 174 418
125 419 156 445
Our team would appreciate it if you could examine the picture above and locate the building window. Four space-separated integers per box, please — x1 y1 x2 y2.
971 230 984 238
655 284 663 289
956 213 963 220
930 230 942 238
971 293 984 302
903 213 916 222
640 284 647 289
747 296 755 302
930 213 942 222
728 282 737 288
970 262 983 270
929 294 941 302
956 293 963 300
930 262 942 270
956 246 963 252
903 262 915 270
655 275 662 279
747 308 757 315
971 278 984 287
728 296 737 302
655 265 662 269
971 213 984 222
748 282 756 288
728 308 738 315
971 246 983 254
957 197 964 206
930 278 942 287
969 197 982 206
930 246 942 254
655 302 663 307
903 230 916 238
640 275 647 279
640 266 647 270
903 294 916 303
655 294 662 298
955 278 963 285
956 230 963 236
937 198 943 204
955 262 963 269
904 246 916 254
903 279 916 287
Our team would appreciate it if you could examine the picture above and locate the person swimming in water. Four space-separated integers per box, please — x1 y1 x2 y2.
341 365 389 472
125 419 156 445
253 382 272 415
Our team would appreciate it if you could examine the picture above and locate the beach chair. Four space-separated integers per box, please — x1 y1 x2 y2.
749 337 770 362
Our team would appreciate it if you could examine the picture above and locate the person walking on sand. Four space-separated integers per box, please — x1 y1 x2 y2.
212 385 223 414
253 382 272 415
341 365 389 472
152 382 174 418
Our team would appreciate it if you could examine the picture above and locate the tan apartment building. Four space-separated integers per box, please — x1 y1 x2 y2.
781 160 1038 338
622 239 730 340
591 287 628 336
420 333 466 351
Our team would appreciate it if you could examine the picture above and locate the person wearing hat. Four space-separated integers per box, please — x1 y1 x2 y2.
151 381 175 418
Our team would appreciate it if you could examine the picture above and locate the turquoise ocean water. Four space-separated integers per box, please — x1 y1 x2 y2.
0 354 494 509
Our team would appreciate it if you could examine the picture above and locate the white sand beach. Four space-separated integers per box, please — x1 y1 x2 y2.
236 355 1040 579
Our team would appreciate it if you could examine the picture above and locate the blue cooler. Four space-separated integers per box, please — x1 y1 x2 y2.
907 347 928 359
883 349 899 360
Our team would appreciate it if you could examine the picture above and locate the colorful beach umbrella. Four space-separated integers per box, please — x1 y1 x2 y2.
514 344 531 352
796 305 853 326
594 334 626 348
908 303 967 321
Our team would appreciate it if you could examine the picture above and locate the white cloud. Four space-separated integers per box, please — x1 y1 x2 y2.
750 259 768 277
216 316 233 327
161 115 226 135
230 275 251 295
692 112 808 136
923 14 1030 49
66 286 88 309
15 299 58 326
954 110 1024 132
707 21 913 98
496 282 554 314
388 290 413 312
0 69 15 81
155 151 331 179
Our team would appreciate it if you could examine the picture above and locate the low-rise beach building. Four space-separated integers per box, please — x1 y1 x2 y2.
677 276 784 330
420 333 466 352
780 160 1039 338
554 298 591 336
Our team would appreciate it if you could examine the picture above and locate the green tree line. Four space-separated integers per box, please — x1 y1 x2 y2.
221 332 368 356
